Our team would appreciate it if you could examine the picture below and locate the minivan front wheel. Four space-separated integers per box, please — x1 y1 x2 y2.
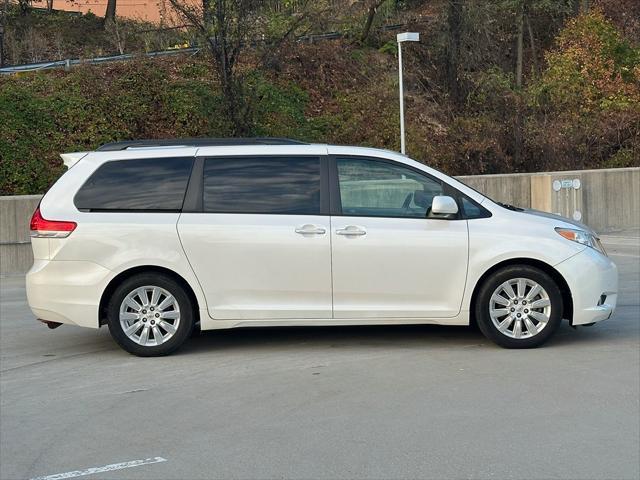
475 265 563 348
107 273 194 356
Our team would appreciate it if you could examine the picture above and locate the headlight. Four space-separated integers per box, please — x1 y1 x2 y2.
555 227 607 255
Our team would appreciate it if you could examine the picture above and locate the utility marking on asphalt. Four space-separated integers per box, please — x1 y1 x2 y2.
30 457 167 480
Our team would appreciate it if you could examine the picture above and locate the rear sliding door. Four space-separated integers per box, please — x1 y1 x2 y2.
178 155 332 320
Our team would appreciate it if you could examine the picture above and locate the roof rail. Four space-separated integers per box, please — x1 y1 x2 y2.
96 137 309 151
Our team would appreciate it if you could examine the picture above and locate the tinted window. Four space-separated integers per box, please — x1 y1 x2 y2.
460 196 491 219
203 157 321 214
75 157 194 211
337 157 443 218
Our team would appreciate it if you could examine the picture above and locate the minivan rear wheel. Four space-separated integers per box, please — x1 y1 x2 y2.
475 265 563 348
107 273 194 356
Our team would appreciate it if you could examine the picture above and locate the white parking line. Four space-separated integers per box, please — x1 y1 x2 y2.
609 251 640 258
30 457 167 480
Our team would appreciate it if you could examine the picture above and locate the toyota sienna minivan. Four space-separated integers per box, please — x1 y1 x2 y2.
26 138 618 356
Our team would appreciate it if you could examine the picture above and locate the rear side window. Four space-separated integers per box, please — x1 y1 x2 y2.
74 157 194 211
203 156 321 214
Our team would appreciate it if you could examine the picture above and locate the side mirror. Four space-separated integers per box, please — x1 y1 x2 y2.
431 195 459 215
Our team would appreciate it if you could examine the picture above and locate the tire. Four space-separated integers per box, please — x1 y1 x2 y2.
475 265 563 348
107 273 195 356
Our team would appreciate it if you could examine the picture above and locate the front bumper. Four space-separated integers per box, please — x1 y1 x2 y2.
555 248 618 326
26 259 112 329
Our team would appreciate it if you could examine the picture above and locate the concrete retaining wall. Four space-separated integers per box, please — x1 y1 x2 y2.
1 167 638 275
457 167 640 233
1 195 42 276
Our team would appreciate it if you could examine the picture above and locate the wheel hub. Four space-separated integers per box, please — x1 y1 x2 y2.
119 285 180 347
489 278 551 339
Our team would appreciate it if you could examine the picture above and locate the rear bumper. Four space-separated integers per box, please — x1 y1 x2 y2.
26 259 111 329
555 248 618 326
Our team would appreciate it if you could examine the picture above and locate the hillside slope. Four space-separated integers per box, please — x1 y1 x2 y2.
1 5 638 195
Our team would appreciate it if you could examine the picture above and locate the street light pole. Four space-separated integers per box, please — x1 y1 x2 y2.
398 40 405 155
396 32 420 155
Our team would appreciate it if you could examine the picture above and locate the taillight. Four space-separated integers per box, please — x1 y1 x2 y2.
30 207 77 238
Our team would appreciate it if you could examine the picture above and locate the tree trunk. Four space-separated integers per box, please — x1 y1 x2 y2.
46 0 53 12
515 2 524 89
360 1 385 44
169 0 253 135
18 0 29 15
202 0 213 32
526 14 537 75
513 1 526 168
446 0 463 108
0 25 4 67
104 0 116 25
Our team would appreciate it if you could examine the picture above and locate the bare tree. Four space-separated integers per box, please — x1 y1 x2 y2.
18 0 30 15
515 0 524 88
105 17 127 54
526 14 538 74
0 0 6 66
446 0 463 108
0 24 4 67
512 1 526 168
360 0 388 44
167 0 321 135
104 0 116 25
167 0 260 134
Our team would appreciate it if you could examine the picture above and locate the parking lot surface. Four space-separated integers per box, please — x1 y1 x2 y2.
1 235 638 480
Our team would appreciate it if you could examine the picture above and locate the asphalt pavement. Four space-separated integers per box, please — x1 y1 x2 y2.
1 235 638 480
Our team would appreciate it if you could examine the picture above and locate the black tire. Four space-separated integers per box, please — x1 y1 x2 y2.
107 273 194 356
475 265 563 348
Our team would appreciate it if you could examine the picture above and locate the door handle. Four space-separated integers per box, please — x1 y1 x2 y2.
336 226 367 236
295 224 326 235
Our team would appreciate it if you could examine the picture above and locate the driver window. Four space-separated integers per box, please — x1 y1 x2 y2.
336 157 444 218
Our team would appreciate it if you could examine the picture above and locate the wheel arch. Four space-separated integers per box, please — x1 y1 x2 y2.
469 258 573 326
99 265 201 327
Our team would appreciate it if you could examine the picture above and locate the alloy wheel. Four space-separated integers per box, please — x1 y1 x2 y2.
489 278 551 339
119 286 181 347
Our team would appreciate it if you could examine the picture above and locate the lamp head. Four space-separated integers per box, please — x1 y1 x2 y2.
397 32 420 43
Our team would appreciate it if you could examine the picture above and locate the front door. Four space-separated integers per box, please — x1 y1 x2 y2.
330 156 469 319
178 155 332 320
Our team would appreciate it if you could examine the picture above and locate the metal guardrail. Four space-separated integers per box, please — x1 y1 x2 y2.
0 47 201 74
0 21 412 75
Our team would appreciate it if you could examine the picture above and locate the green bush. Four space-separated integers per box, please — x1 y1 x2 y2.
2 10 639 195
0 58 331 194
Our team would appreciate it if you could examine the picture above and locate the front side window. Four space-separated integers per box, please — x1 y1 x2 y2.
337 157 444 218
460 196 491 219
74 157 194 211
203 156 321 214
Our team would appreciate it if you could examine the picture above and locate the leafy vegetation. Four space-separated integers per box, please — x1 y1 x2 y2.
0 2 638 195
1 6 189 63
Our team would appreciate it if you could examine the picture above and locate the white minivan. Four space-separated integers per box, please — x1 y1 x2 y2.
26 138 618 356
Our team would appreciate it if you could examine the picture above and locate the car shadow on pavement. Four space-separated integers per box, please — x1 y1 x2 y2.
180 323 486 355
174 319 634 355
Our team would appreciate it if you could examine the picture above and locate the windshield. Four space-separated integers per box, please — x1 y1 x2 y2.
453 177 494 202
412 160 525 212
449 174 525 211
